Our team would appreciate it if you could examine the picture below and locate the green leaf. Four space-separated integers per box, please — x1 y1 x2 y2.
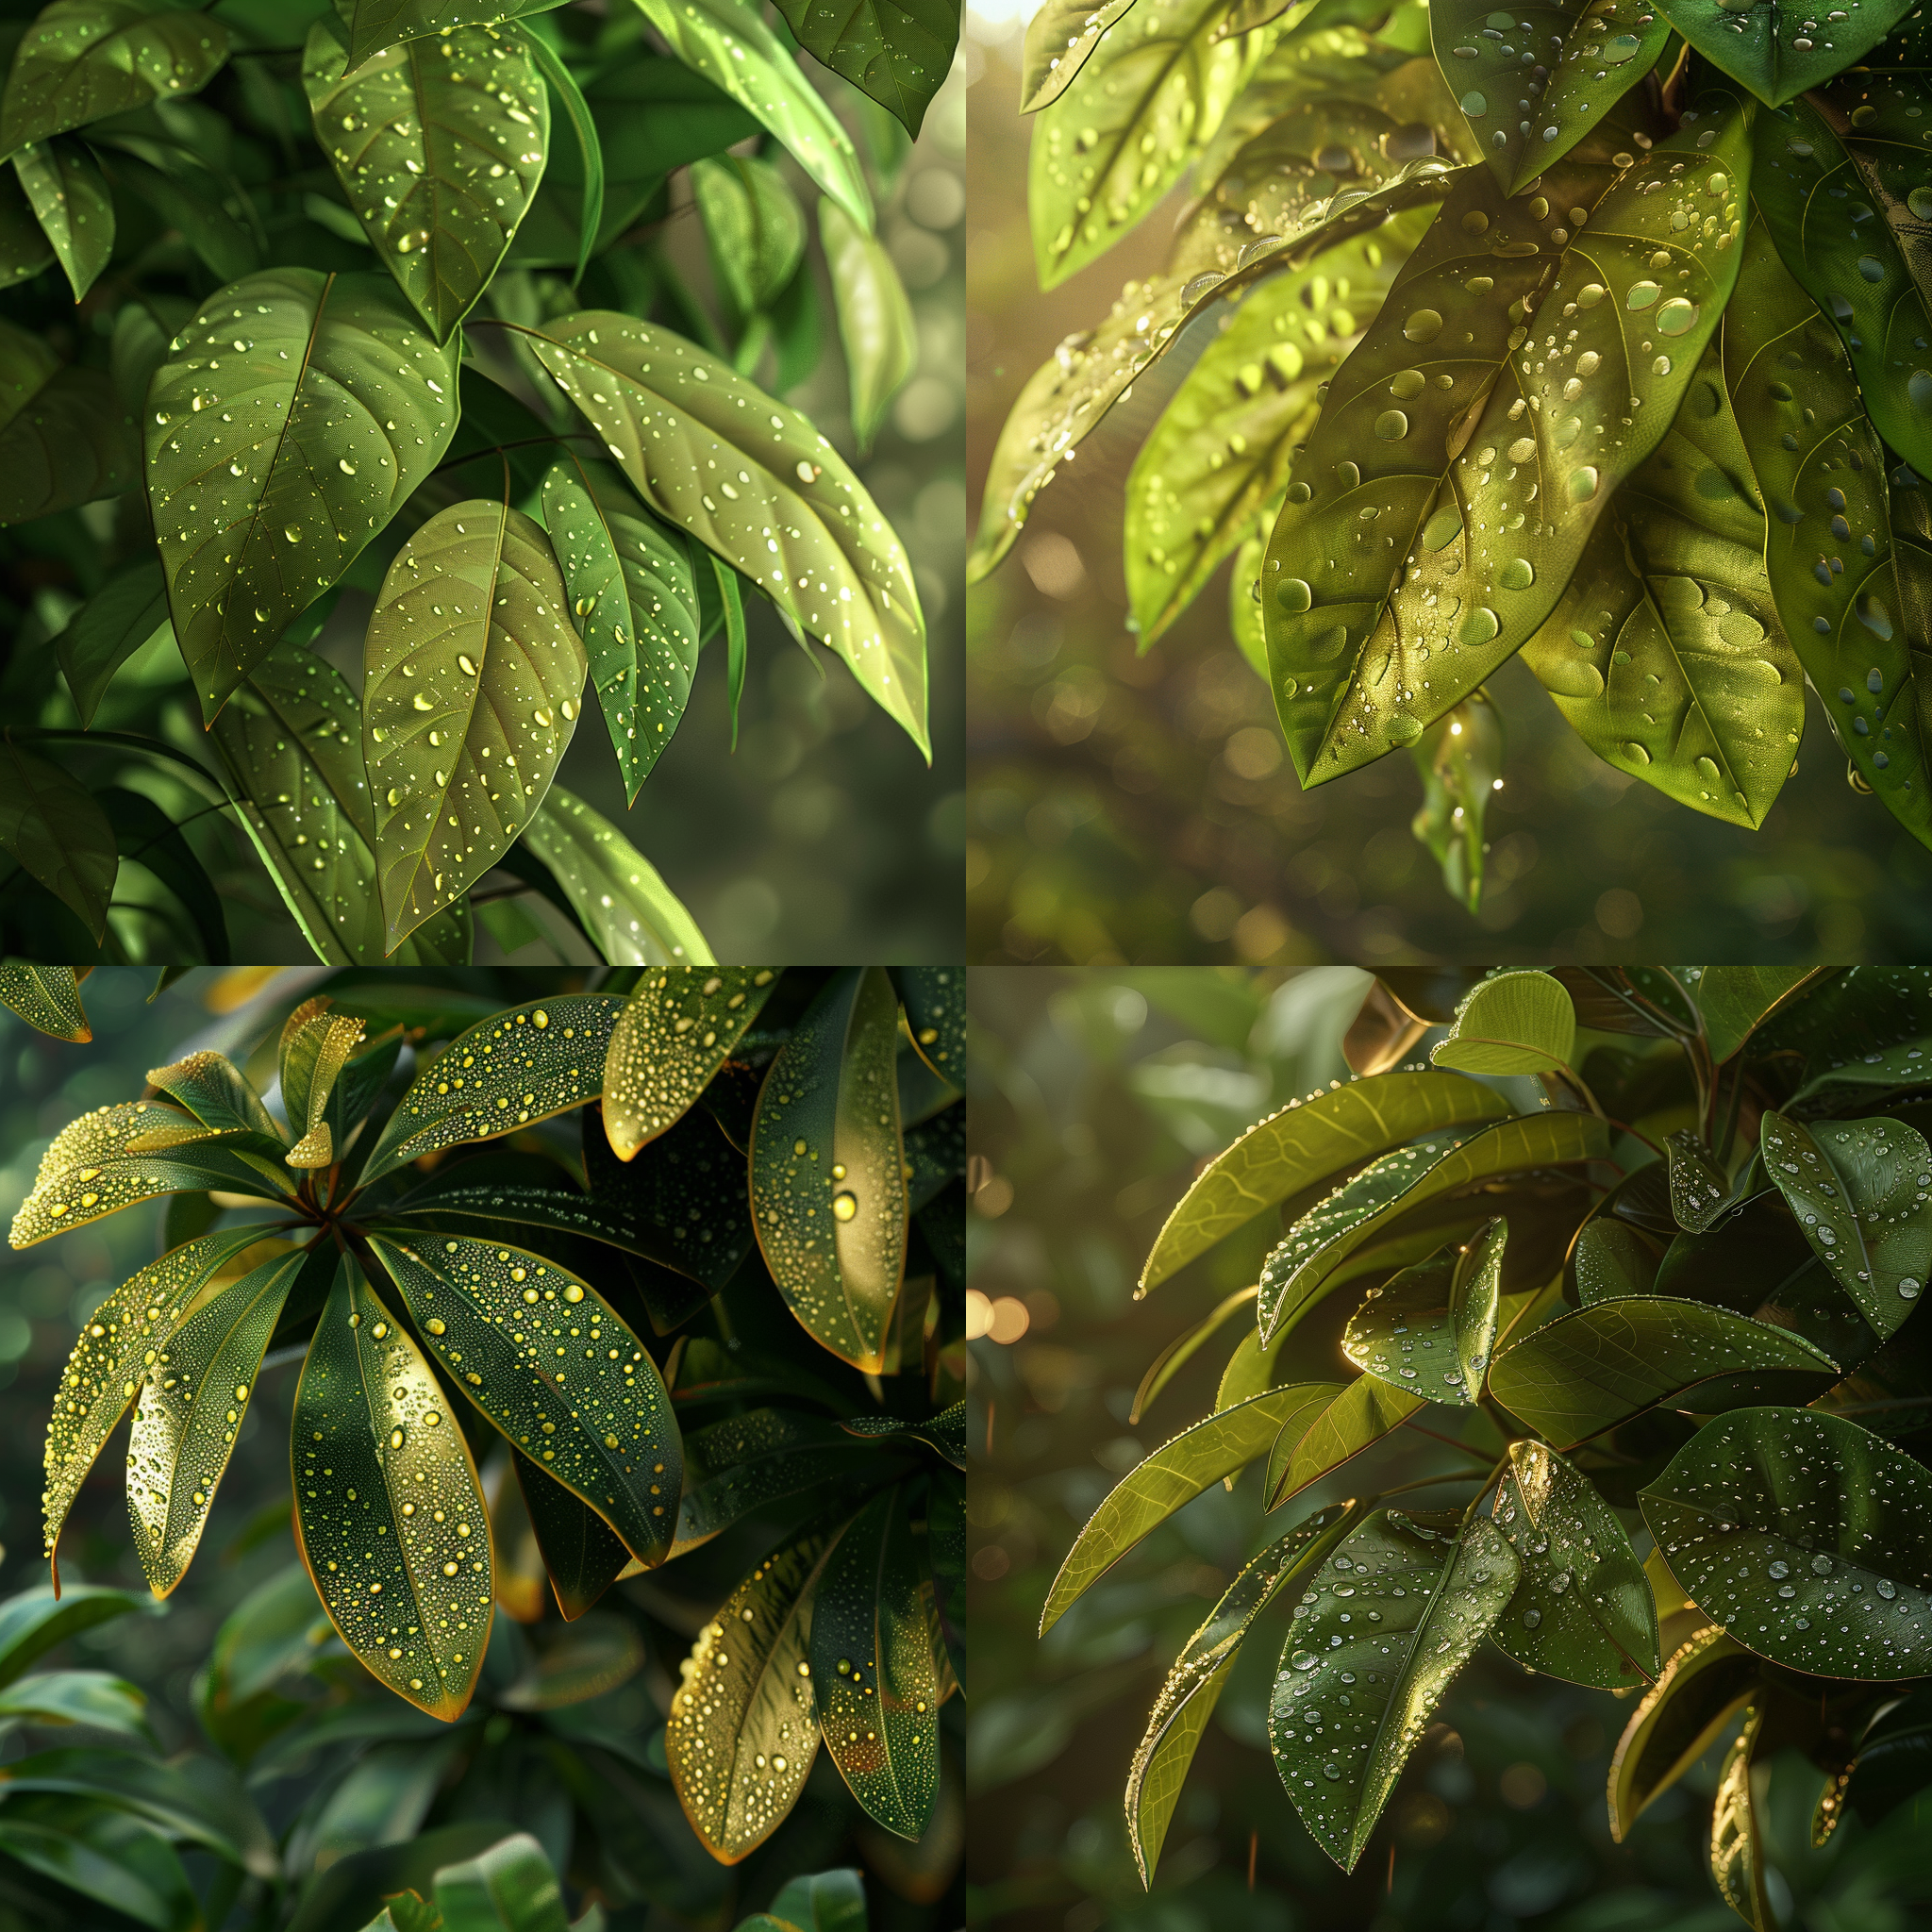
820 196 916 458
512 1449 631 1621
1432 970 1575 1076
585 1100 752 1291
96 788 230 965
0 964 91 1041
1141 1069 1510 1292
144 1053 278 1148
0 1670 152 1742
128 1242 308 1594
1268 89 1752 785
1489 1438 1658 1688
0 1794 197 1932
1430 0 1668 193
0 744 111 943
278 998 367 1166
664 1516 835 1862
53 557 168 724
0 1588 150 1692
1127 1503 1357 1884
1758 1110 1932 1339
211 640 474 965
1710 1704 1773 1931
1642 1405 1932 1678
367 1230 683 1569
1489 1296 1840 1446
749 967 907 1371
1649 0 1911 104
0 163 54 285
1519 338 1802 827
1341 1218 1503 1404
12 137 113 299
0 0 230 158
521 28 600 286
338 0 573 69
0 328 141 526
716 554 746 751
672 1408 891 1557
1722 215 1932 828
1264 1375 1420 1509
362 498 588 948
1407 691 1503 910
302 21 549 341
694 155 805 318
1607 1623 1757 1840
520 311 928 758
626 0 872 230
432 1830 570 1932
840 1403 964 1467
291 1257 494 1720
765 1868 867 1932
1697 967 1820 1064
145 268 461 724
776 0 956 136
808 1486 943 1840
1040 1386 1336 1634
1664 1129 1730 1232
1270 1509 1518 1869
1019 0 1140 113
1258 1111 1608 1345
96 139 258 282
519 786 712 967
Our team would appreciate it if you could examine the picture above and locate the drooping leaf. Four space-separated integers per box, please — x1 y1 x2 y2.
1270 1509 1517 1869
693 154 805 318
291 1257 494 1721
12 137 113 299
1665 1129 1730 1233
626 0 872 229
1649 0 1912 105
302 21 549 342
144 268 461 723
1258 1112 1607 1345
820 196 916 457
1757 1110 1932 1339
1430 0 1668 193
0 1587 150 1692
1643 1406 1932 1679
518 785 712 966
1141 1069 1510 1292
1263 1374 1422 1509
771 0 956 137
1696 967 1821 1064
1488 1296 1840 1446
338 0 573 69
1020 0 1140 113
1267 89 1751 786
749 967 907 1371
672 1407 893 1557
1432 971 1575 1076
1040 1386 1340 1634
1607 1623 1757 1839
1341 1217 1503 1403
1709 1704 1773 1930
0 324 140 527
664 1517 835 1863
0 0 230 157
0 964 91 1041
1407 690 1504 910
519 310 928 758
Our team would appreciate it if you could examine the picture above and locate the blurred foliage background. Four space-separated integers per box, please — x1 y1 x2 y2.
963 16 1932 966
965 964 1932 1931
0 968 965 1930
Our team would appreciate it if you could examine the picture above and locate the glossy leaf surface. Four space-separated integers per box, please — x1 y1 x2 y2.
0 964 90 1041
1141 1069 1509 1291
773 0 956 136
0 740 114 941
1696 967 1818 1064
1666 1130 1730 1232
1270 1509 1517 1869
581 1100 753 1292
340 0 573 68
367 1231 682 1569
1020 0 1140 110
302 21 549 341
1341 1217 1503 1402
512 1449 630 1621
13 137 112 299
1649 0 1911 104
1708 1704 1772 1929
279 1000 366 1167
1607 1623 1757 1839
145 269 461 723
1642 1406 1932 1679
672 1407 888 1556
1407 690 1504 909
1489 1296 1840 1445
693 155 805 316
602 966 776 1160
291 1259 493 1720
1264 1374 1421 1508
820 196 916 455
749 967 907 1370
1432 970 1574 1075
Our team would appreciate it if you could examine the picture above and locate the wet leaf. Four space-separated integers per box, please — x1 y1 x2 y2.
602 966 778 1160
1127 1502 1357 1883
748 968 907 1365
1665 1129 1730 1232
146 1051 282 1148
1722 215 1932 828
0 0 230 157
363 498 588 948
0 965 91 1041
664 1517 835 1863
1710 1704 1773 1930
127 1243 308 1595
672 1407 890 1557
521 311 927 758
1230 520 1274 675
1650 0 1911 105
0 328 140 526
820 196 916 457
1607 1623 1757 1837
0 164 53 285
628 0 872 229
693 154 805 317
1489 1296 1840 1446
302 20 549 342
1407 690 1503 909
772 0 956 137
12 137 113 299
1258 1111 1608 1345
1432 970 1574 1075
512 1448 631 1621
338 0 573 69
1270 1509 1517 1869
1696 966 1821 1063
1268 89 1752 786
1341 1217 1504 1403
1141 1069 1509 1291
144 269 461 724
1020 0 1140 111
1039 1386 1341 1633
584 1099 752 1291
1519 338 1802 826
279 999 367 1167
840 1402 964 1467
53 558 169 728
367 1231 682 1569
1264 1375 1422 1508
519 785 712 966
1489 1439 1659 1687
291 1257 494 1721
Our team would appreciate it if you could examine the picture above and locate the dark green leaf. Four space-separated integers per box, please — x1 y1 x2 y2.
0 963 91 1041
1607 1623 1757 1839
839 1403 965 1467
499 1616 643 1711
1697 966 1821 1063
1665 1128 1730 1232
0 163 54 285
97 786 230 964
1431 970 1574 1075
763 1869 867 1932
1709 1704 1773 1930
1263 1375 1419 1509
820 197 916 457
672 1408 888 1557
0 324 140 527
513 1449 631 1620
433 1830 571 1931
145 1048 283 1142
12 137 113 299
584 1099 752 1291
98 140 258 281
1019 0 1140 113
1648 0 1911 104
776 0 956 136
0 1794 196 1932
1341 1216 1503 1403
0 1587 151 1693
286 1823 521 1932
1270 1509 1517 1869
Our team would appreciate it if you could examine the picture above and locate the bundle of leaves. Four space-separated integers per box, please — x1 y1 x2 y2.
0 963 964 1924
1043 963 1932 1925
973 0 1932 912
0 0 955 963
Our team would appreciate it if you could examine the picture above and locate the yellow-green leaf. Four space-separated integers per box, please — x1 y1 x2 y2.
0 965 91 1041
1607 1623 1755 1840
1710 1705 1773 1929
338 0 573 69
143 1050 283 1144
278 999 367 1167
820 196 916 457
1263 1374 1422 1509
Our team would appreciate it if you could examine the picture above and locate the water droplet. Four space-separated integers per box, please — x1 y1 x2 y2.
832 1191 858 1221
1626 280 1661 309
1460 91 1487 116
1421 505 1463 551
1568 466 1599 502
1653 354 1673 376
1499 558 1535 591
1656 297 1700 336
1374 408 1408 440
1404 308 1443 342
1507 437 1536 464
339 458 358 475
1523 1607 1542 1628
1291 1650 1318 1672
1911 188 1932 222
1390 370 1426 399
284 525 300 542
1769 1559 1790 1579
1276 577 1312 613
1323 1761 1342 1780
1458 607 1500 645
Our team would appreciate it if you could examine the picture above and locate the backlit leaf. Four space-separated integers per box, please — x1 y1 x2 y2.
773 0 957 136
519 310 928 758
291 1257 494 1721
1131 1286 1257 1424
144 268 461 723
1709 1704 1773 1929
1432 970 1574 1076
12 137 113 299
1270 1509 1517 1869
1649 0 1911 105
750 967 907 1371
1407 691 1503 909
1695 966 1821 1064
820 196 916 457
0 320 140 525
147 1050 284 1144
1342 1217 1503 1403
1021 0 1139 111
1264 1375 1421 1508
279 998 367 1167
338 0 573 69
1607 1623 1757 1839
0 964 91 1041
302 20 549 341
693 155 805 317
